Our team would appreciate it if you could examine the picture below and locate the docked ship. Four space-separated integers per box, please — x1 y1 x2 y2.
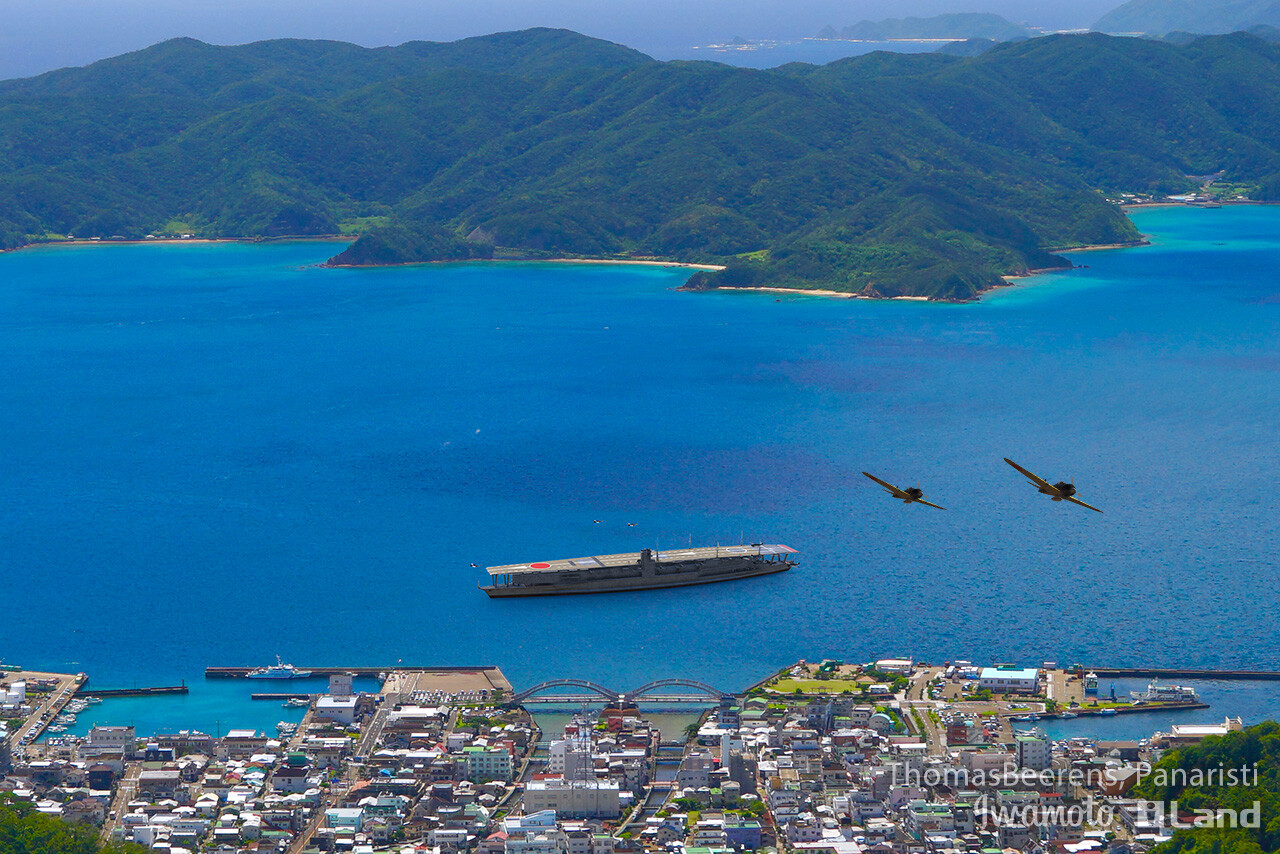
247 657 312 679
480 544 797 597
1130 680 1199 703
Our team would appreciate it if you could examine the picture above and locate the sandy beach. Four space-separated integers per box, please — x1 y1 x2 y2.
1044 239 1151 254
713 286 945 301
713 286 861 299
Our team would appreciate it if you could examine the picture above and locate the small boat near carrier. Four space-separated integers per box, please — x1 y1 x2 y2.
480 544 798 597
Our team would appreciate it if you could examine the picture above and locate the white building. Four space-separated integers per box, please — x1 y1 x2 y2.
1154 717 1244 747
504 811 567 854
548 740 569 775
959 750 1014 776
87 725 136 751
463 746 514 782
315 696 358 725
875 659 914 674
677 750 713 789
978 667 1039 694
1015 733 1052 771
2 681 27 707
329 673 354 697
524 779 621 818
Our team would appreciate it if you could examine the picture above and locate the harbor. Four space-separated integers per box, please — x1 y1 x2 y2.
6 657 1274 753
6 653 1280 853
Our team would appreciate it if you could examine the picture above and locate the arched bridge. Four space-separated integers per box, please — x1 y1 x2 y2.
513 677 731 705
513 679 621 704
627 679 728 701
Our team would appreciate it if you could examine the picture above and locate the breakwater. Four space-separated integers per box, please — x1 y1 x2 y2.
78 685 188 698
205 665 497 678
1088 668 1280 681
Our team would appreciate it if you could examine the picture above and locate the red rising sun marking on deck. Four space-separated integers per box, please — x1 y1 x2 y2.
529 562 551 569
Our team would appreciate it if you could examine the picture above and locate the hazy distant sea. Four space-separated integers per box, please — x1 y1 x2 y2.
655 38 946 68
3 205 1280 735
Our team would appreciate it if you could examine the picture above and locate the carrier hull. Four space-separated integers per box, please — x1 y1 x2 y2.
480 544 797 597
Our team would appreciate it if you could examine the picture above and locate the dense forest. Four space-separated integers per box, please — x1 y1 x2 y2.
1135 721 1280 854
0 798 142 854
2 28 1280 298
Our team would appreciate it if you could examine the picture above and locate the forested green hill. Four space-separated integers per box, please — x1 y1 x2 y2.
2 28 1280 299
0 798 143 854
1135 721 1280 854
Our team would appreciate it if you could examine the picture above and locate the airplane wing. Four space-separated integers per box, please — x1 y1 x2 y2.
1065 496 1103 513
916 498 946 511
1003 458 1057 492
861 471 910 499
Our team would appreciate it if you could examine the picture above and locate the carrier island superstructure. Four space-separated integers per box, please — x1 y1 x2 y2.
480 544 797 597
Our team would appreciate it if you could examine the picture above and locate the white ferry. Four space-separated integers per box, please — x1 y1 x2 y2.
247 657 312 679
1130 680 1199 703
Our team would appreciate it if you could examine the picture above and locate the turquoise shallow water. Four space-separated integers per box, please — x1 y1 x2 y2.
3 206 1280 735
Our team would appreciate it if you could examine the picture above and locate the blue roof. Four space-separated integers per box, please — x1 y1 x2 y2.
979 667 1038 680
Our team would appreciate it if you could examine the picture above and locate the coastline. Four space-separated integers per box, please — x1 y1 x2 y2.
3 237 725 273
325 256 727 271
4 200 1256 298
709 286 933 301
993 239 1152 293
1 235 351 253
702 235 1155 304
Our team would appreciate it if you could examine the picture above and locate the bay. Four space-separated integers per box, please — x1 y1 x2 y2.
2 206 1280 735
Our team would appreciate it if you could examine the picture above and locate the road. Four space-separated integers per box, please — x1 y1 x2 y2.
8 672 85 754
100 763 141 842
903 667 947 755
356 705 389 761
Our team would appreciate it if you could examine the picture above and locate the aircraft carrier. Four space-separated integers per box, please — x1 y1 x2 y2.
480 544 797 597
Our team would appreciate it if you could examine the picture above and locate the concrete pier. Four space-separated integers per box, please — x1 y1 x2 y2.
1088 667 1280 681
205 664 500 679
78 685 188 698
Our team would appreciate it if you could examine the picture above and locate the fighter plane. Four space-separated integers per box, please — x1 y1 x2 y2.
1003 458 1102 513
861 472 945 510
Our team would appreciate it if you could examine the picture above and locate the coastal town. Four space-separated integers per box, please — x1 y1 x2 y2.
0 658 1252 854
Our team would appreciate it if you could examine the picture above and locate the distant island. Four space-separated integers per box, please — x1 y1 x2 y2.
2 28 1280 300
816 13 1032 42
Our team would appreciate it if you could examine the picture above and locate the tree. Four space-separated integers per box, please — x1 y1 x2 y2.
0 798 146 854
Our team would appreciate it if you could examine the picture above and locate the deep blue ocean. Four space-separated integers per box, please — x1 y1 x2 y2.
3 206 1280 736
